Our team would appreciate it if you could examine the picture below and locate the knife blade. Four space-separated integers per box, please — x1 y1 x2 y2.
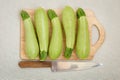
19 61 102 72
51 61 102 72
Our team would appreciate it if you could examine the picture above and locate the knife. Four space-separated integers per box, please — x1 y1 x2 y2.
19 61 102 72
51 61 102 72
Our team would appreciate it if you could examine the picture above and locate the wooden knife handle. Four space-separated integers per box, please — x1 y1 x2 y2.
19 61 51 68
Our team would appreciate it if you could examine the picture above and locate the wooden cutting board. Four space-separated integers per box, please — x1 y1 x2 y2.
20 9 105 60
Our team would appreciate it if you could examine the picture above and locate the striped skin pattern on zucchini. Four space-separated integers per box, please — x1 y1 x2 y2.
62 6 76 59
48 9 63 60
76 8 90 59
21 10 39 59
34 8 49 61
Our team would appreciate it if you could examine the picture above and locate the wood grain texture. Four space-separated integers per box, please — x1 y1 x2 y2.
20 9 105 61
19 61 51 68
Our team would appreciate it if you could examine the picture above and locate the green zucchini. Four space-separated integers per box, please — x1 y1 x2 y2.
47 9 63 60
21 10 39 59
62 6 76 58
76 8 90 59
34 8 49 61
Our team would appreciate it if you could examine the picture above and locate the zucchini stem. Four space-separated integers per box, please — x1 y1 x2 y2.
40 51 47 61
64 47 73 59
21 10 30 20
47 9 57 20
76 8 86 19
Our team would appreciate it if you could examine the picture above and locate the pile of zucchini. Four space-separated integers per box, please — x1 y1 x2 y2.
20 6 90 61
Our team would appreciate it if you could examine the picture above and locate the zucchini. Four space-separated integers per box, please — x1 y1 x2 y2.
47 9 63 60
21 10 39 59
76 8 90 59
34 8 49 61
62 6 76 58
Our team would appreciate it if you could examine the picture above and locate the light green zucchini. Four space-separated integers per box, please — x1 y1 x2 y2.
21 10 39 59
62 6 76 58
76 8 90 59
34 8 49 61
47 9 63 60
